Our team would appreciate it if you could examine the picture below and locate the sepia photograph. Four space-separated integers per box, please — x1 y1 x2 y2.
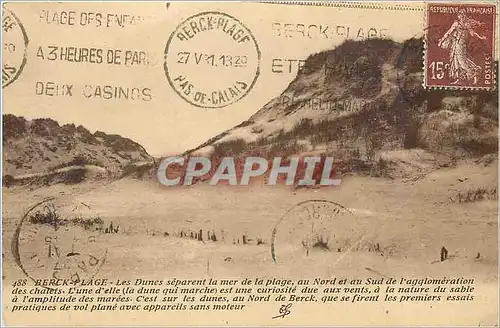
1 1 498 326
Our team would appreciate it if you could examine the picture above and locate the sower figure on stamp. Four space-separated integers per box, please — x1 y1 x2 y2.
437 12 486 85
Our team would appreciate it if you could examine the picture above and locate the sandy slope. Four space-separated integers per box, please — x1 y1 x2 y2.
2 159 498 325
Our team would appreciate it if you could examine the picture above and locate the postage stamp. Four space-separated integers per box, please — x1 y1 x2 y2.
164 11 261 108
424 3 496 89
2 7 29 88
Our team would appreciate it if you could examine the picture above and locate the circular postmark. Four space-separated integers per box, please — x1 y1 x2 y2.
394 34 424 107
271 199 353 264
2 7 28 88
164 11 260 108
12 197 107 285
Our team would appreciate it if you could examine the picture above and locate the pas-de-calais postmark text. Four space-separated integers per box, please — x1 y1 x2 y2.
12 197 107 287
425 3 496 89
164 11 261 108
2 7 29 88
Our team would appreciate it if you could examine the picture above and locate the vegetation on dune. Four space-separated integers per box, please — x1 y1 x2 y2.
28 204 104 231
205 37 497 178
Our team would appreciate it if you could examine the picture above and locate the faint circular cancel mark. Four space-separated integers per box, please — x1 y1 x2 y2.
2 7 28 88
164 11 260 108
12 197 107 286
271 200 353 264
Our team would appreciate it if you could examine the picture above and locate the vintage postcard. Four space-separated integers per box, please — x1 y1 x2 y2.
1 1 499 326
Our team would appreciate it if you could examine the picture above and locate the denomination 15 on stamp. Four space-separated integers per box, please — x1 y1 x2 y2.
425 3 496 89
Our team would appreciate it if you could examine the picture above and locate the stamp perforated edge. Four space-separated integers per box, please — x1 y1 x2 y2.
422 1 498 91
163 11 261 109
258 1 424 11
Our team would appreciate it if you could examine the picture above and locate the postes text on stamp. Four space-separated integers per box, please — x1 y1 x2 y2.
425 3 496 89
2 7 29 88
164 11 261 108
